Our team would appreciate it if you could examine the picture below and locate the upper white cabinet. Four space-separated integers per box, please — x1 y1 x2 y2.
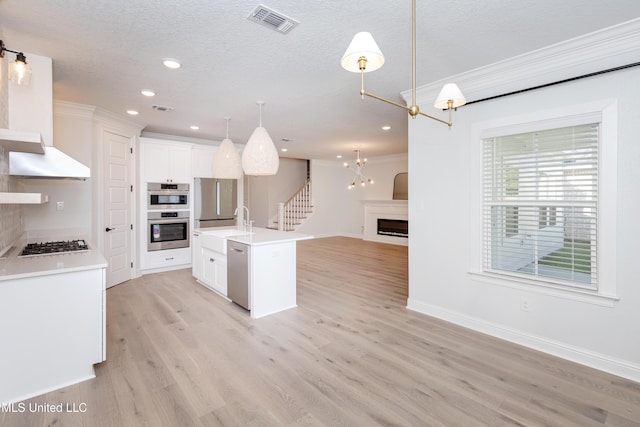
140 138 192 183
191 145 217 178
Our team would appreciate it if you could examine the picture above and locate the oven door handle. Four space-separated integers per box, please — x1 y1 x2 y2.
148 218 189 225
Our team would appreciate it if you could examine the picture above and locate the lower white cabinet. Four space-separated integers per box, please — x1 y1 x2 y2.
0 267 106 403
142 247 191 271
202 248 227 295
192 231 228 296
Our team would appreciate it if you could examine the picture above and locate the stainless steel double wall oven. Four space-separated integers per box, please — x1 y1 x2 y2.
147 183 190 251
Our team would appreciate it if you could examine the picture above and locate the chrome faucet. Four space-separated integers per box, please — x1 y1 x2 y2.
234 205 252 232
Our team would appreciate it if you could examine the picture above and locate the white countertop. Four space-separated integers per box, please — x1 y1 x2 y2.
0 235 107 281
194 226 313 246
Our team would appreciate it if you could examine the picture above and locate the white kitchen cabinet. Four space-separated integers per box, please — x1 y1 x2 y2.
202 247 227 295
140 138 192 183
0 266 106 404
192 231 228 295
142 247 191 271
191 145 217 178
192 231 204 281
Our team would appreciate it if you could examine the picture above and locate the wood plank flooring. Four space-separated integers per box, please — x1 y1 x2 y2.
2 236 639 426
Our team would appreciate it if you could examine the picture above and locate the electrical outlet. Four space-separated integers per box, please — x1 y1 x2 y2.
520 299 530 312
56 201 64 211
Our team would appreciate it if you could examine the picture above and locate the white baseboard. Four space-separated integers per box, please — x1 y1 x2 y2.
407 298 640 383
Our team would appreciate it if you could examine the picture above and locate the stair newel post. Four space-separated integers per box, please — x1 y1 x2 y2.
278 202 285 231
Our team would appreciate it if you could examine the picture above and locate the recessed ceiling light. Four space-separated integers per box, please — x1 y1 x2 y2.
382 125 391 131
163 58 181 69
141 90 155 97
190 125 199 130
126 110 139 115
281 148 288 152
336 154 342 159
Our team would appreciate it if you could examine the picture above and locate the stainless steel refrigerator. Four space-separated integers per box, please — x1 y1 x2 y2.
193 177 238 228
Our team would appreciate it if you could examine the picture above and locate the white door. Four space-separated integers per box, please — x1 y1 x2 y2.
103 131 132 288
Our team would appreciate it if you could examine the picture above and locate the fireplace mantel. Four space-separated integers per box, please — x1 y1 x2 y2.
362 200 408 246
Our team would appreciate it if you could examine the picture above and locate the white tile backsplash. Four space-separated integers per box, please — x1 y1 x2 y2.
0 51 25 253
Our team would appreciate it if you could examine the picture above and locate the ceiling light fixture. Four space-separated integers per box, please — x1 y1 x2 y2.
242 101 280 176
126 110 139 116
190 125 199 130
212 117 243 179
162 58 181 69
341 0 466 127
141 89 155 97
0 40 32 86
345 149 373 189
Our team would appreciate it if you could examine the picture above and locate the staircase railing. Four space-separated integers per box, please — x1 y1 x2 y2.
277 179 312 231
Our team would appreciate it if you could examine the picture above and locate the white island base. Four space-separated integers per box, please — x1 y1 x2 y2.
249 240 298 319
192 226 312 319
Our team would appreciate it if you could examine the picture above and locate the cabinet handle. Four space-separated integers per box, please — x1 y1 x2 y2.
209 258 215 262
165 257 174 261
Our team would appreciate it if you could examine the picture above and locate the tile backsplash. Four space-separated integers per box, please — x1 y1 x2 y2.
0 52 25 253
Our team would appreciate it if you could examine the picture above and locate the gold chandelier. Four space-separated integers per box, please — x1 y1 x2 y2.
341 0 466 126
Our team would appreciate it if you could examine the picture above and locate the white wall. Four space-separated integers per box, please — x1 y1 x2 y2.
298 154 407 237
405 21 640 380
19 103 94 235
246 158 307 227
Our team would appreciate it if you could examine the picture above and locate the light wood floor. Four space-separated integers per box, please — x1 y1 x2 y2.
3 237 639 426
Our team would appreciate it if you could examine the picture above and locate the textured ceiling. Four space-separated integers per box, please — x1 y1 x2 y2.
1 0 639 160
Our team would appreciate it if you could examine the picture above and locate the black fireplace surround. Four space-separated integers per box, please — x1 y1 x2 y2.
377 218 409 238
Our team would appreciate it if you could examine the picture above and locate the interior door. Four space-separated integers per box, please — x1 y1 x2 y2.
103 130 132 288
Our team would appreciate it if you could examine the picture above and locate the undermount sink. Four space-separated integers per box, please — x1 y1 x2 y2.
203 229 254 237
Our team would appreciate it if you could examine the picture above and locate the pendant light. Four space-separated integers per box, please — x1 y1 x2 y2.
212 116 243 178
242 101 279 176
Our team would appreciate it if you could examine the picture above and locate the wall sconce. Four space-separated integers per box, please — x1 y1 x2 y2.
0 40 32 86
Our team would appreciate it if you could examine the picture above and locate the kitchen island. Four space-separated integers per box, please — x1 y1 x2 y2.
192 226 312 319
0 237 107 404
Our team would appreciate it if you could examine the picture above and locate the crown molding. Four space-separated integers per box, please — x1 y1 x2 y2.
403 18 640 105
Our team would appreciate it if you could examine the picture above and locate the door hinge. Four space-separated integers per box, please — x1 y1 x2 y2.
130 261 133 268
130 147 133 154
130 185 133 192
130 224 133 230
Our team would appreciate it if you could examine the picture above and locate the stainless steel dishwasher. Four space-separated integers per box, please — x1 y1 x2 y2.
227 240 250 310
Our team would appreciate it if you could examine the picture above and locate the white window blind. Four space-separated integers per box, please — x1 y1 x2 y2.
482 123 599 289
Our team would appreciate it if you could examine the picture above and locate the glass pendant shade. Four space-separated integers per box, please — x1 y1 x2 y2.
434 83 467 109
242 126 279 176
212 138 242 178
9 53 32 86
341 32 385 73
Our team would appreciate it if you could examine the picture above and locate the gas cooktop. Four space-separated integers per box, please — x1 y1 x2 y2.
19 240 90 257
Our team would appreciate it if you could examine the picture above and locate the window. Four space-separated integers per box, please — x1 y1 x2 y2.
482 123 598 290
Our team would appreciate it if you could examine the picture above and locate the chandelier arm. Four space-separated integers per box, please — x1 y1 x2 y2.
362 90 412 112
363 90 452 126
417 110 452 127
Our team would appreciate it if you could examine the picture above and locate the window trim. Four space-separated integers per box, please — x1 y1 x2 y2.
469 99 618 305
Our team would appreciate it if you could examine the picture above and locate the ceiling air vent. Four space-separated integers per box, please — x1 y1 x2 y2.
152 104 174 112
248 4 299 34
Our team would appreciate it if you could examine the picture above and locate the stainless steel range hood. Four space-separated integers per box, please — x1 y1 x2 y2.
9 146 90 180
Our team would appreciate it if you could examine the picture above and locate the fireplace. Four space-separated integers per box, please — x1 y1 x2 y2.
377 218 408 238
362 200 408 246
